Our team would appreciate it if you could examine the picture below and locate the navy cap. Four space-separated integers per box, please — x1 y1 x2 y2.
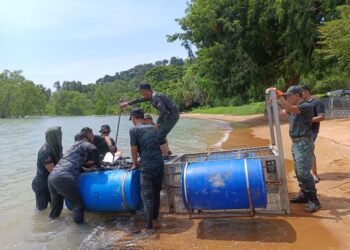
138 82 151 90
129 107 144 120
99 124 110 133
284 86 303 96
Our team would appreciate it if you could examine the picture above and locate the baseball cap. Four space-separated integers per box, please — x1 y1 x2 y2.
138 82 151 90
99 124 111 133
129 107 144 120
284 86 303 96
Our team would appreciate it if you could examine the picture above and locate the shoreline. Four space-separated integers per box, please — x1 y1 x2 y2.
136 113 350 249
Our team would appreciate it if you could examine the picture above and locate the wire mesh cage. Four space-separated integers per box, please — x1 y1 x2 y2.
160 91 290 218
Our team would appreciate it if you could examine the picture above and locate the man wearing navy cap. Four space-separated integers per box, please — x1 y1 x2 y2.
120 82 179 159
129 107 164 233
266 85 321 213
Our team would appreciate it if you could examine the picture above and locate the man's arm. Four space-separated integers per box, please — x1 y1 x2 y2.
104 136 117 153
313 114 325 123
131 146 140 169
120 97 148 108
265 87 300 114
42 150 55 172
313 100 326 123
84 144 101 169
277 97 301 114
45 163 54 172
129 128 140 169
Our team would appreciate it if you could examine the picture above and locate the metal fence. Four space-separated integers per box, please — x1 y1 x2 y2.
319 96 350 118
320 96 350 109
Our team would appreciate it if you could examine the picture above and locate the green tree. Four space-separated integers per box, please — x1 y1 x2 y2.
317 5 350 70
46 90 93 116
169 0 345 103
0 70 47 118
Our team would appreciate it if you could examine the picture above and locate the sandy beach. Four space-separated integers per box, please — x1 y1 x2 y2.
134 113 350 250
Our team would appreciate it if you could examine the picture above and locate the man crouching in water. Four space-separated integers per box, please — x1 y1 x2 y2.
48 127 100 224
129 108 164 233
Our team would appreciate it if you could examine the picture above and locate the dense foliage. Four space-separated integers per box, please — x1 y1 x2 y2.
1 2 349 118
304 4 350 92
0 70 48 118
169 0 350 103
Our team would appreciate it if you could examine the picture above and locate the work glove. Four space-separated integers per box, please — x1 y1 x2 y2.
275 89 284 98
265 87 284 98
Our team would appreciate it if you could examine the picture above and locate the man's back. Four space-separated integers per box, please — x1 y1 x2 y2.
53 140 99 178
129 124 163 167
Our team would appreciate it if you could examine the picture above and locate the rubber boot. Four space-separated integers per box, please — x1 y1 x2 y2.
73 208 84 224
305 194 321 213
290 190 308 203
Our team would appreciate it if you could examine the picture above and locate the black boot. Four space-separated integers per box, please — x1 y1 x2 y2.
305 194 321 213
73 208 84 224
290 190 308 203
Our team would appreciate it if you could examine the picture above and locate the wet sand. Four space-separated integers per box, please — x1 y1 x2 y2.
111 114 350 249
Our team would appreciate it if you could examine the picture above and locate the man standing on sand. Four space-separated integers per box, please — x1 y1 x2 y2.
129 107 164 233
266 86 321 213
120 82 179 159
301 85 326 183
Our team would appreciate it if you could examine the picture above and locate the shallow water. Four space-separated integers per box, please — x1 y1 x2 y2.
0 116 229 249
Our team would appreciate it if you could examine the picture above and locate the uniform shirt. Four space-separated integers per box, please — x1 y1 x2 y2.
52 140 100 178
128 91 179 124
308 97 326 134
289 101 314 138
129 124 163 168
33 144 57 185
93 135 116 158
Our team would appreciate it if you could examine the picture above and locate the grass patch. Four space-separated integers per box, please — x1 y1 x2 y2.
191 102 265 116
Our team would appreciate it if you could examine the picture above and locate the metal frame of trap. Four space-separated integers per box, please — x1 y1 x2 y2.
160 91 291 218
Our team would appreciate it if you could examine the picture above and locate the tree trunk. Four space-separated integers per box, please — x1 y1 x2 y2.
284 74 300 89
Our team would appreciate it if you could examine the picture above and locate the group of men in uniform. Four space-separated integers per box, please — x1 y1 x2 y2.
32 81 324 233
32 82 179 232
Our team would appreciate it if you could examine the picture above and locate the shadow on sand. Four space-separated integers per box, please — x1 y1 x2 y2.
196 217 296 243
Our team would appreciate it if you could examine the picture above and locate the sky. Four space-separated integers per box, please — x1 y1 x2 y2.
0 0 189 88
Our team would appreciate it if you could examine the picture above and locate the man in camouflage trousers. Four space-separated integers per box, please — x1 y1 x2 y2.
266 85 321 213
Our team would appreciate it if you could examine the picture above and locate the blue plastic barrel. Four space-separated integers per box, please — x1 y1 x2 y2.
66 169 142 213
181 158 267 210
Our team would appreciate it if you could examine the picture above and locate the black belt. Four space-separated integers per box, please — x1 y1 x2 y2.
291 136 312 143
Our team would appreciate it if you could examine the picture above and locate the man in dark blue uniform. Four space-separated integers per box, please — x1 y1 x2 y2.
32 127 63 210
120 82 179 159
266 86 321 213
94 124 117 160
129 108 164 232
302 85 326 183
48 127 100 224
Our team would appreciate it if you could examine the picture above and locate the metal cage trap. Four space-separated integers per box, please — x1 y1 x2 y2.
160 91 290 218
